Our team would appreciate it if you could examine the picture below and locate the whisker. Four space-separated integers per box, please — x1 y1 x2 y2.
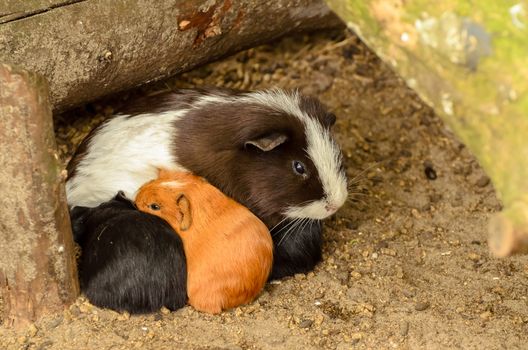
272 218 298 237
299 218 312 237
347 161 384 185
278 218 304 246
347 191 370 197
270 216 290 233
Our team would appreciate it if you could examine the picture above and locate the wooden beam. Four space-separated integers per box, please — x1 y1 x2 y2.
0 63 79 329
0 1 87 24
0 0 341 112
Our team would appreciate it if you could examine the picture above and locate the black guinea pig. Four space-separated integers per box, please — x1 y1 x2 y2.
66 88 348 278
70 191 187 314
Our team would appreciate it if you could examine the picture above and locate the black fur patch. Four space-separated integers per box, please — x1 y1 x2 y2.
269 220 323 280
70 193 187 313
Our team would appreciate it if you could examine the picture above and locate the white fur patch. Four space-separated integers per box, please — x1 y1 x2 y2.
66 111 188 208
160 181 183 188
195 88 348 220
194 94 232 108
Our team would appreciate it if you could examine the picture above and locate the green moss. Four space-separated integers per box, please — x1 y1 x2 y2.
325 0 528 208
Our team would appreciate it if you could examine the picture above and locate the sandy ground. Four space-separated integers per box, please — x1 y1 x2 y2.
1 29 528 350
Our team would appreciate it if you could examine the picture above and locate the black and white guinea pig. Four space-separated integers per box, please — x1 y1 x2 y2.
66 88 348 278
70 191 187 313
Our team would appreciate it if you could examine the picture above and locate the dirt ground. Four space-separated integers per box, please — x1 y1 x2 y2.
2 29 528 350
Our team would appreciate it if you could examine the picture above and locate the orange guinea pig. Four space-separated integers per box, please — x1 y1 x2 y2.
135 170 273 314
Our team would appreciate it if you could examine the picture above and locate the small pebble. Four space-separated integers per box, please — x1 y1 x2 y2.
294 273 306 280
160 306 171 315
117 311 130 321
475 176 490 188
79 303 91 313
351 332 363 340
299 319 313 329
350 271 362 279
380 248 397 256
47 316 63 329
480 311 492 320
414 301 430 311
179 20 191 30
314 314 324 326
424 165 437 180
468 252 481 261
70 305 81 317
399 321 409 336
402 289 415 298
27 323 38 337
375 241 389 250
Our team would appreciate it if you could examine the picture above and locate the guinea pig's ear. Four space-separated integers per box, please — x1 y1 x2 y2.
114 191 137 209
245 133 288 152
115 191 129 202
176 194 192 231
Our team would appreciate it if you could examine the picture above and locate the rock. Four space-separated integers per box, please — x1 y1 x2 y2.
399 321 409 336
475 175 490 187
380 248 397 256
480 311 492 320
414 301 430 311
47 316 63 329
69 305 81 317
117 311 130 321
299 319 314 328
468 252 481 261
27 323 39 337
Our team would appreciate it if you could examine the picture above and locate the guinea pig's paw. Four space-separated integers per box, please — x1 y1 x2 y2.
188 296 223 314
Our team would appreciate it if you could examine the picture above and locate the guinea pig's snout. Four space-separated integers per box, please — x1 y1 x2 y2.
324 203 338 215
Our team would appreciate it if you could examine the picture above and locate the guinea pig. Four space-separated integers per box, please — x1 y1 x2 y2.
70 191 187 314
135 170 273 314
66 88 348 278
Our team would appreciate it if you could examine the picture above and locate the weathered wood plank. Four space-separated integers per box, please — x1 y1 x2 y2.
0 64 79 329
0 0 341 111
0 0 86 23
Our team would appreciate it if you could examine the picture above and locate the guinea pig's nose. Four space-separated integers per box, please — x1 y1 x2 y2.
325 204 338 214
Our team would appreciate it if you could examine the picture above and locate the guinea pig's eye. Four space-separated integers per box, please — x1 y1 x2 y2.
149 203 161 211
292 160 307 176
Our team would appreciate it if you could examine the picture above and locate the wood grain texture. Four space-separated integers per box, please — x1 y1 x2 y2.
0 0 341 111
0 64 79 328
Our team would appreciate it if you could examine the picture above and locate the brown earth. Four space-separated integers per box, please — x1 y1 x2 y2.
1 29 527 350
